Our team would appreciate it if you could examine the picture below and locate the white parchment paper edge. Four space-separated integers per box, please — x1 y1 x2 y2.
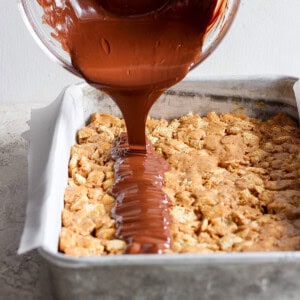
18 85 85 254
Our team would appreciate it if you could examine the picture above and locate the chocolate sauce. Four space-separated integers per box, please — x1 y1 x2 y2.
38 0 224 253
111 133 170 253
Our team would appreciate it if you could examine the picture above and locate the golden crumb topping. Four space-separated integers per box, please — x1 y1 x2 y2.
59 112 300 256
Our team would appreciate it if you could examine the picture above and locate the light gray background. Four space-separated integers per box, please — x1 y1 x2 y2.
1 0 300 103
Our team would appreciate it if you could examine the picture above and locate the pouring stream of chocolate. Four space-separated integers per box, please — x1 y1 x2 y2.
38 0 223 253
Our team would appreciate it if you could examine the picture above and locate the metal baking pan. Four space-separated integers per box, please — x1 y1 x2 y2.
37 77 299 300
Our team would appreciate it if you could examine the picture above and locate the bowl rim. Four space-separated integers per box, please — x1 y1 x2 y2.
18 0 82 77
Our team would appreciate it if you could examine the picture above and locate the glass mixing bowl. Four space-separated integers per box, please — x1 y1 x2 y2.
19 0 240 78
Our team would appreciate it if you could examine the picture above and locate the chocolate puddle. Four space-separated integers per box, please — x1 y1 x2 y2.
38 0 224 253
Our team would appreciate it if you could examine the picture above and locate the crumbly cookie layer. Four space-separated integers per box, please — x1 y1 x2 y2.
59 112 300 256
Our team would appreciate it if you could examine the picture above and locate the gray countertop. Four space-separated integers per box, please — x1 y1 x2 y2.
0 104 53 299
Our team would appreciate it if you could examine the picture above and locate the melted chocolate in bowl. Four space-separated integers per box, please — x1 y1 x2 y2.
38 0 224 253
